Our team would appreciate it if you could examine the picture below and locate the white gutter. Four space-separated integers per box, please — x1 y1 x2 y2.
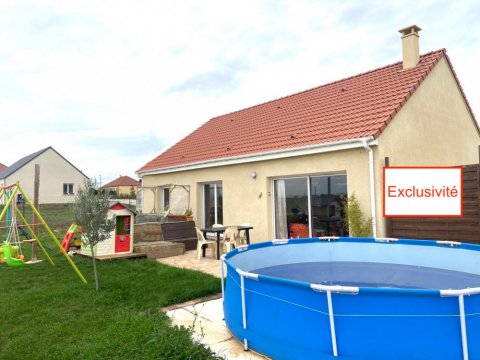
362 139 377 238
137 137 378 177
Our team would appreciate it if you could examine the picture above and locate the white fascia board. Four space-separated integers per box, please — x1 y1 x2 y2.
137 137 378 177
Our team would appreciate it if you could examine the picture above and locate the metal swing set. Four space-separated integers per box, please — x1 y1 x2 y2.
0 182 87 284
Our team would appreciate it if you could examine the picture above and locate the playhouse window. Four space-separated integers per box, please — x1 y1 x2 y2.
63 183 74 195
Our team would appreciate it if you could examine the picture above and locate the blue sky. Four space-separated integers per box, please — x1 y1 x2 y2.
1 1 479 184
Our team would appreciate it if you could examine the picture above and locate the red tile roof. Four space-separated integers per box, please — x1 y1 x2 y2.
138 49 473 173
103 175 141 188
0 163 7 172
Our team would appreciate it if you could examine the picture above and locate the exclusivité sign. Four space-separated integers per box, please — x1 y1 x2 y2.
383 166 463 217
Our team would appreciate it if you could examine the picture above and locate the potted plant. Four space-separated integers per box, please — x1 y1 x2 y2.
184 208 193 222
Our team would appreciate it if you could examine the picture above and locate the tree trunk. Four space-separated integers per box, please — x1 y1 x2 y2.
90 245 100 291
32 164 40 261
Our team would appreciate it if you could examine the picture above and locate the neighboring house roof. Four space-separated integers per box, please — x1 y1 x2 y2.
138 49 477 174
0 163 7 172
103 175 141 188
0 146 88 180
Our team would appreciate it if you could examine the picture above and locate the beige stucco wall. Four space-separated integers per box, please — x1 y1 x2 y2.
375 56 480 236
3 148 88 204
141 147 372 243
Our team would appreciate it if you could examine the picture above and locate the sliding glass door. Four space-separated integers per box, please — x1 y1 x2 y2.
274 178 309 239
310 175 347 237
274 174 347 239
203 182 223 227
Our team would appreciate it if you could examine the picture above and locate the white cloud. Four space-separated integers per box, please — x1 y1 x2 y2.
0 0 479 184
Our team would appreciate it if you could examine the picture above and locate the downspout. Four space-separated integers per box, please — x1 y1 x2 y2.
362 139 377 237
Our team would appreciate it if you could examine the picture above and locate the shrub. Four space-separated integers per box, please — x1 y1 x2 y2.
342 193 373 237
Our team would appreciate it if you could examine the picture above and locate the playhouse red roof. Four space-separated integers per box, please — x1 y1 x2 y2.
103 175 141 188
138 49 473 173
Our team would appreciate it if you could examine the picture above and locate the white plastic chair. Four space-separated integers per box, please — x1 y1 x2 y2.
222 226 239 253
196 227 217 259
237 223 251 245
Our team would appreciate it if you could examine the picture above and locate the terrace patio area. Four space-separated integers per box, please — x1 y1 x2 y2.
158 250 268 360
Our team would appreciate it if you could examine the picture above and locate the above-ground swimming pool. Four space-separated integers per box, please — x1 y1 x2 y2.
221 237 480 360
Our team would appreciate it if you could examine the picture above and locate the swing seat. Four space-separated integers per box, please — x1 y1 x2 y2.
1 242 24 268
0 244 19 261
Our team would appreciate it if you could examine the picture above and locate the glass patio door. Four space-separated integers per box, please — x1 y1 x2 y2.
274 174 347 239
203 182 223 227
310 175 347 237
274 178 309 239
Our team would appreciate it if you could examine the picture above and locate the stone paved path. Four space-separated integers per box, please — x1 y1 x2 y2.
158 251 269 359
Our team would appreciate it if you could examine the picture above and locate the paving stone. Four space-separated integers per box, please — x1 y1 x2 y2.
186 298 225 322
156 250 223 277
209 339 267 360
167 299 268 360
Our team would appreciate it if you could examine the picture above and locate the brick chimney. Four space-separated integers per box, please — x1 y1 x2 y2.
399 25 422 70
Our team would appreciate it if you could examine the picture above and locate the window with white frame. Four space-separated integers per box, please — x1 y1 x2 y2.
161 187 170 212
63 183 74 195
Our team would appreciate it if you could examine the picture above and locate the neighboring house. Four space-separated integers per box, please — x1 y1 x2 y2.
0 163 7 173
102 175 141 197
137 26 480 241
0 147 89 204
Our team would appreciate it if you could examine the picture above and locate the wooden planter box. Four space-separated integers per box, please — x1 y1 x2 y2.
162 221 197 250
167 215 193 222
134 220 197 251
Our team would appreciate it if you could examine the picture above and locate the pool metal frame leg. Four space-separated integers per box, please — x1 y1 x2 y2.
311 284 358 357
326 290 338 357
459 294 469 360
240 274 249 350
235 269 259 351
440 288 480 360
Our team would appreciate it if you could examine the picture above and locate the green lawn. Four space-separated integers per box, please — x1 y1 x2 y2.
0 204 222 360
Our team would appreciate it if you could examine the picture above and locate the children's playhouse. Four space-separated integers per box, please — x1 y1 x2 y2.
81 202 136 257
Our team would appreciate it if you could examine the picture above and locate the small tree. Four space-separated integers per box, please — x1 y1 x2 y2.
342 193 373 237
71 179 115 290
